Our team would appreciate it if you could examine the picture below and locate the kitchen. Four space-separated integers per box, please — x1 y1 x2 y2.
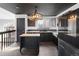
0 3 79 56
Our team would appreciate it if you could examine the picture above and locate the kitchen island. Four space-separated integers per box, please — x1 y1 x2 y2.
20 32 58 55
20 33 40 55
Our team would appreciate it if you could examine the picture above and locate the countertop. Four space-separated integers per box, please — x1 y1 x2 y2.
20 30 71 38
20 33 40 37
66 34 79 37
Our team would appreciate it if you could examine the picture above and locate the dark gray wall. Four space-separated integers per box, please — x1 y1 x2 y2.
16 18 25 42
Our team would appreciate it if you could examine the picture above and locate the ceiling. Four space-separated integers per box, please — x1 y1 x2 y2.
0 3 76 16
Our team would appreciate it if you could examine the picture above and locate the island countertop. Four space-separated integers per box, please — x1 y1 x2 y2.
20 33 40 37
20 31 58 37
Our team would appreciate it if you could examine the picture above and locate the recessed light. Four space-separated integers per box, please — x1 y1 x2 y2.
16 7 19 9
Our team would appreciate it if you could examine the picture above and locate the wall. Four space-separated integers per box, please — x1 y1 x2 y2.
26 17 57 30
0 7 15 32
68 18 76 34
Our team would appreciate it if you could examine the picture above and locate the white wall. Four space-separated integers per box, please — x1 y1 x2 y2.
26 17 57 30
35 18 56 29
0 7 16 32
68 19 76 34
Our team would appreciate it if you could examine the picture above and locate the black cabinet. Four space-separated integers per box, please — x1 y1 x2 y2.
40 33 58 46
58 33 79 56
20 36 40 55
60 18 68 27
40 33 53 42
76 18 79 33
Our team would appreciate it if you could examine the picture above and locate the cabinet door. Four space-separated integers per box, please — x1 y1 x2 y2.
61 19 68 27
21 37 39 48
76 18 79 33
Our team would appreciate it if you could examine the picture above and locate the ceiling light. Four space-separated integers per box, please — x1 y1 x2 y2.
16 7 20 9
68 11 77 21
28 6 43 21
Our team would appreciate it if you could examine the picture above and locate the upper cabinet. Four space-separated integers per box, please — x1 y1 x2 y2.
61 18 68 27
58 16 68 27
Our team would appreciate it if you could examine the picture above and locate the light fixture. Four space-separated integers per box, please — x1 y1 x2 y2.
68 11 77 21
28 6 43 21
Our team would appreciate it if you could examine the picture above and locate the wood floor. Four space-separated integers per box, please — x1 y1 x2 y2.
0 42 58 56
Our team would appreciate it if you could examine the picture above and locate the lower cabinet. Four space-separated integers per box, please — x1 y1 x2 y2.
40 33 54 42
20 37 40 55
58 39 79 56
